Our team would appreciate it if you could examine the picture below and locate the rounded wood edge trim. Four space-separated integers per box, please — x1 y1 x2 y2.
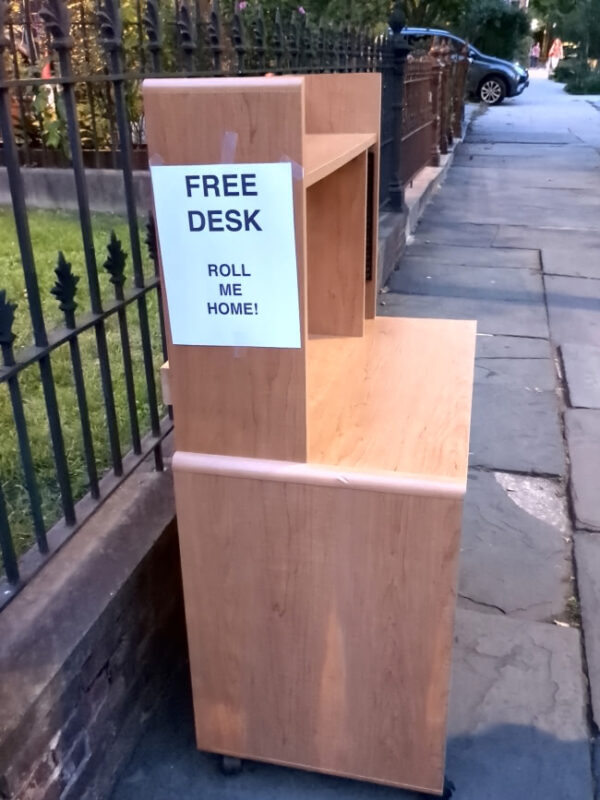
173 451 465 499
142 77 304 93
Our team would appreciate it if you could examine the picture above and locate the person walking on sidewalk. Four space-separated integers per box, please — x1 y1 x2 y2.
530 41 541 68
548 38 564 74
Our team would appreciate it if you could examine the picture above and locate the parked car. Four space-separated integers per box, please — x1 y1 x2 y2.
402 27 529 105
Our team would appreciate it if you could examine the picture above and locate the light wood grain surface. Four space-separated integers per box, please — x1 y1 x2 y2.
174 467 463 794
307 152 367 336
303 133 376 186
307 316 476 480
143 77 309 461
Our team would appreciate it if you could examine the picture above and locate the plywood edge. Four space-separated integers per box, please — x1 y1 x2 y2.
142 76 305 94
173 451 465 499
193 744 443 796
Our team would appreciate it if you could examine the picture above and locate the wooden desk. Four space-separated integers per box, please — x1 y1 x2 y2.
144 74 476 796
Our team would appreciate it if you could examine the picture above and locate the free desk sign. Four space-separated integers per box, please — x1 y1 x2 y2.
150 162 301 349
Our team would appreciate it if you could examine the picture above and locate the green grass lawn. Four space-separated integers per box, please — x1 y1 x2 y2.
0 207 166 566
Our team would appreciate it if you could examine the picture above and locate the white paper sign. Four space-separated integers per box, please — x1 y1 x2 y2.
150 162 301 348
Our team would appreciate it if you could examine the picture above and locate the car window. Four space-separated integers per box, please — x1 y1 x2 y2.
406 34 434 51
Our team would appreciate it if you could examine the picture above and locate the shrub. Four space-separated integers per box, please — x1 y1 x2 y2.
552 59 587 83
565 68 600 93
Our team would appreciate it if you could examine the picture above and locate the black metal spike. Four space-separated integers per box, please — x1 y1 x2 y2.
97 0 123 53
231 10 245 74
103 231 128 291
0 0 10 52
252 8 265 70
50 252 79 318
177 0 196 64
273 7 284 70
0 290 17 350
39 0 73 52
207 0 221 71
145 213 158 266
143 0 161 55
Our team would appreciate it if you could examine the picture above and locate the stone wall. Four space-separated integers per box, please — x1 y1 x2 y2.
0 457 186 800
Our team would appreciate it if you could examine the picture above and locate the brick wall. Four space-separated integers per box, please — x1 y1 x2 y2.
0 465 186 800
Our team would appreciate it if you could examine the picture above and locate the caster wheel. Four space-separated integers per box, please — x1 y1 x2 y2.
442 776 455 799
220 755 243 775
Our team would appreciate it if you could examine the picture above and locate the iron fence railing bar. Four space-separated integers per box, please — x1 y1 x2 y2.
0 418 172 611
0 0 467 603
1 5 76 529
51 253 101 500
41 0 124 477
0 279 160 384
99 0 163 470
0 482 19 585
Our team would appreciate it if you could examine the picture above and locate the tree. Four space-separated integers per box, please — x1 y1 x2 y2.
457 0 529 59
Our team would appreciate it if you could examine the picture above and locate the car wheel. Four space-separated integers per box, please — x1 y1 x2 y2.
479 76 506 105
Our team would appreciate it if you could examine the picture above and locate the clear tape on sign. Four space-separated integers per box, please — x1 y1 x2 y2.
279 154 304 181
221 131 239 164
148 153 165 167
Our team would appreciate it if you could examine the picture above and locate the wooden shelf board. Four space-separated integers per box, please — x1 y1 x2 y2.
307 316 476 483
304 132 377 187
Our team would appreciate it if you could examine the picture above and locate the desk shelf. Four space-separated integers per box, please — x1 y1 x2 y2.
304 132 377 186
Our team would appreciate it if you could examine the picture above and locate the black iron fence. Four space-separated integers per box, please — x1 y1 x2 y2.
0 0 467 608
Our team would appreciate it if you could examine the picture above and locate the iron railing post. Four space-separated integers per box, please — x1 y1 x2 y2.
386 3 410 212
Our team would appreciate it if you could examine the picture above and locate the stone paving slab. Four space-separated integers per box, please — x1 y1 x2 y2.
456 141 600 164
110 608 592 800
574 534 600 729
459 470 568 619
562 344 600 409
494 225 600 252
426 199 600 232
447 609 592 800
566 410 600 530
470 384 564 476
475 357 556 390
387 263 544 305
541 247 600 280
380 293 549 339
445 166 600 191
545 276 600 346
414 220 498 247
466 131 578 144
475 334 551 359
405 243 539 269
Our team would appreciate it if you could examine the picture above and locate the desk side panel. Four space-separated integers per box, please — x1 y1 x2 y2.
174 467 462 794
143 79 308 461
307 153 366 337
304 73 381 316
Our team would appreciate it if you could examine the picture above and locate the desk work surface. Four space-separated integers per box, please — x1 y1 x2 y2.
303 132 377 186
307 316 476 483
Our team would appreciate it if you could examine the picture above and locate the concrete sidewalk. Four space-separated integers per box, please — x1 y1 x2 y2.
110 75 600 800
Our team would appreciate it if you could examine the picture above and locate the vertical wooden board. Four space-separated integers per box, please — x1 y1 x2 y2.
307 153 367 337
304 73 381 315
142 78 308 461
174 467 463 794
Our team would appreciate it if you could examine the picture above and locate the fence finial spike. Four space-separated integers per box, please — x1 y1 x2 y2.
0 0 11 52
103 231 128 287
0 290 17 347
388 2 406 35
51 252 79 314
39 0 73 51
143 0 162 52
98 0 123 53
